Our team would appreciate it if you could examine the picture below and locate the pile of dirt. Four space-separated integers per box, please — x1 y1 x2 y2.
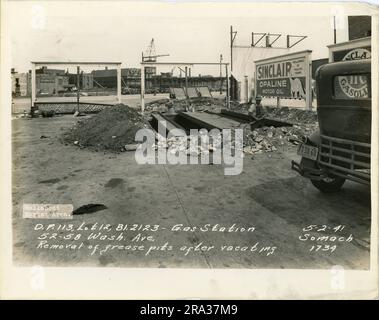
62 104 147 152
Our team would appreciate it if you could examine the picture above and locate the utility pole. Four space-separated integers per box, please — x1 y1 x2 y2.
333 16 337 44
219 54 223 95
230 26 233 72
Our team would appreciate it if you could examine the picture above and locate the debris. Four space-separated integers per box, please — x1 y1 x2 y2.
144 97 237 113
41 110 55 118
124 144 139 151
239 105 319 154
40 135 50 139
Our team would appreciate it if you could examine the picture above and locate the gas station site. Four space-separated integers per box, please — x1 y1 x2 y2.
11 29 372 269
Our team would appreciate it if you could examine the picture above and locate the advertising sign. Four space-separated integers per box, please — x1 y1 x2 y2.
328 37 371 62
333 46 371 62
335 48 371 100
328 37 371 100
255 50 312 108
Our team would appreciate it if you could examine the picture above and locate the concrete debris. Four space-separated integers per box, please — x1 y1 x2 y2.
242 122 318 154
124 143 139 151
154 133 224 157
145 97 238 113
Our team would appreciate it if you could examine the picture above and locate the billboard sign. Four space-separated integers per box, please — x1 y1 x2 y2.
335 48 371 100
333 46 371 62
255 50 312 108
328 37 371 100
328 37 371 62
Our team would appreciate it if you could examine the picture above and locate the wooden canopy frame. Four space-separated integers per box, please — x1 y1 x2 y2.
30 61 122 107
140 61 230 112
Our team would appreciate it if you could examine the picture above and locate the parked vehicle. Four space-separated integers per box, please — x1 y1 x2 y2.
292 59 371 192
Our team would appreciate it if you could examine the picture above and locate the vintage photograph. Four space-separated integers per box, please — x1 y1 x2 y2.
3 0 377 284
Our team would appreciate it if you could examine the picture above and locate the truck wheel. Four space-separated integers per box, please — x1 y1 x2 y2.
311 175 345 193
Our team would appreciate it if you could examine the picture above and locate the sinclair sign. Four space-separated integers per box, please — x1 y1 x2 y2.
328 37 371 62
255 50 312 108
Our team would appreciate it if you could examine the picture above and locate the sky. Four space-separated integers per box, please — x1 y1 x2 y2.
4 0 377 76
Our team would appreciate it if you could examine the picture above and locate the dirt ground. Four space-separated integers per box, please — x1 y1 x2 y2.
12 114 371 269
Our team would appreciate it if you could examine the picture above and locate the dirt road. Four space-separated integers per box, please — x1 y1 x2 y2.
12 116 371 269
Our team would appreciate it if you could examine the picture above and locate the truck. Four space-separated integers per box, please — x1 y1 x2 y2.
291 59 371 192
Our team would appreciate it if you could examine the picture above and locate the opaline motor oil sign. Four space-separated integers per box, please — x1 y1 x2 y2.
255 55 308 99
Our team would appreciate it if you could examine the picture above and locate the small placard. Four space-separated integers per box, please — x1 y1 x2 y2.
23 204 73 219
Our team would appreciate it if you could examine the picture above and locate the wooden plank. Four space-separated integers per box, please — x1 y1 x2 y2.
151 113 181 132
180 112 242 130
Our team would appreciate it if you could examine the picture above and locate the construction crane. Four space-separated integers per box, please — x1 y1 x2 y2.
142 38 169 62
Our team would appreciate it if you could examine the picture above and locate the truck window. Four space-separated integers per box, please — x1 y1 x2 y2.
333 74 371 99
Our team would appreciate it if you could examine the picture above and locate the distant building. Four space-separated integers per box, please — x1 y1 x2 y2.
92 67 141 89
36 66 66 76
67 72 94 90
11 69 31 97
151 74 226 92
35 67 69 95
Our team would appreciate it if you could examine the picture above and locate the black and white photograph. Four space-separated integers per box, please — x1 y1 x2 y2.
1 0 378 299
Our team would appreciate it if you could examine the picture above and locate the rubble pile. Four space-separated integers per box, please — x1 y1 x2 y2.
264 106 318 124
154 132 222 157
229 104 319 154
145 97 236 113
230 104 318 124
62 104 147 152
242 123 318 155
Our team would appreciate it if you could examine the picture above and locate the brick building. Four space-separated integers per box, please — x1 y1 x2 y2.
92 67 141 89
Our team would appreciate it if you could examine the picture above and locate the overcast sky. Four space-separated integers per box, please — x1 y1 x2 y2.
5 0 376 75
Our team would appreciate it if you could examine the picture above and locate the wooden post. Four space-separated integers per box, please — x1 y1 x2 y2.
31 63 36 107
141 64 145 112
225 64 230 109
219 54 223 95
185 66 188 97
76 66 80 113
117 64 121 103
244 76 248 103
305 53 312 111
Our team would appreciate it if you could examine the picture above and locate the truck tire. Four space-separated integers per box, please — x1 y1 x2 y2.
311 175 345 193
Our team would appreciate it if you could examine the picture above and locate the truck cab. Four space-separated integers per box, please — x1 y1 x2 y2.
292 59 371 192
